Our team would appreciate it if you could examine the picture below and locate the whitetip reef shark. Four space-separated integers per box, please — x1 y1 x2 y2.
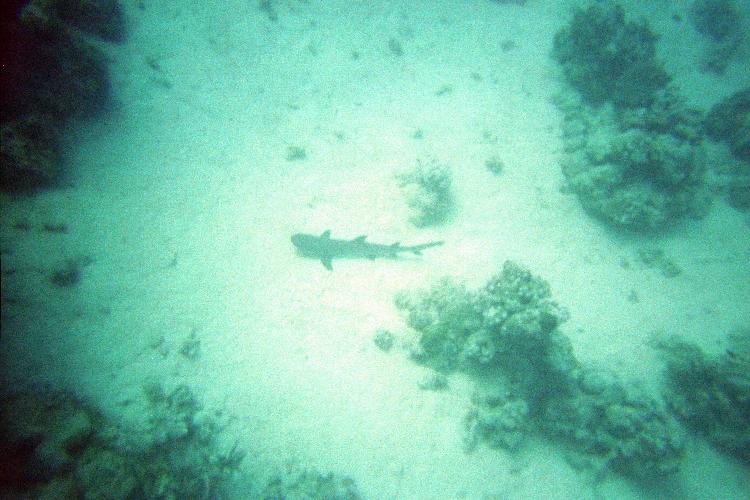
291 230 444 270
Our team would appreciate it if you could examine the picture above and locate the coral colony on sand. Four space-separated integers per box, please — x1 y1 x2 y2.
396 158 455 227
655 331 750 465
389 259 747 481
395 261 685 481
552 4 711 231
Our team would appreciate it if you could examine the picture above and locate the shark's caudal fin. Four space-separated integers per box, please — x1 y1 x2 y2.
411 241 444 255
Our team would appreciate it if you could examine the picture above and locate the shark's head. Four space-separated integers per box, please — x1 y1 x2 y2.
291 233 313 248
291 233 323 256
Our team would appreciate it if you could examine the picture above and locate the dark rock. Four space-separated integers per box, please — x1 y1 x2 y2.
0 114 63 191
0 1 115 192
50 266 81 288
52 0 126 43
727 178 750 209
691 0 743 42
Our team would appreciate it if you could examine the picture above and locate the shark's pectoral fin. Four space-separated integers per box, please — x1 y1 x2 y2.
321 230 331 239
412 249 422 255
366 254 376 260
321 256 333 271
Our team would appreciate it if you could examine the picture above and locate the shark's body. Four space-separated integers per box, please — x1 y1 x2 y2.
291 230 444 270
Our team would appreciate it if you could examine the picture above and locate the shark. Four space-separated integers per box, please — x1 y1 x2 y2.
291 230 444 270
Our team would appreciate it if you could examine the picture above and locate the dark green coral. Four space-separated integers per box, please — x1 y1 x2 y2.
658 332 750 464
552 4 669 109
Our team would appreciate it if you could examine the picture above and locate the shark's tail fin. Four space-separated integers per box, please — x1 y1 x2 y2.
411 241 444 255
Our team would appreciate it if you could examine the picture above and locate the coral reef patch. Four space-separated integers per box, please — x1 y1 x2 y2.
395 261 684 481
656 330 750 464
0 0 124 191
552 4 669 109
556 89 709 231
553 5 711 231
396 158 454 227
0 384 243 498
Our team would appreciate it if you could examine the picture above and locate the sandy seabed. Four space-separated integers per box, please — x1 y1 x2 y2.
1 1 749 498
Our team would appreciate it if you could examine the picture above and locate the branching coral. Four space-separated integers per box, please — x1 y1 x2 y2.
261 465 361 499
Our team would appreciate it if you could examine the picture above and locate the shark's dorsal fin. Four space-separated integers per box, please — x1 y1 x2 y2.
321 256 333 270
390 242 400 248
352 235 367 243
321 230 331 239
